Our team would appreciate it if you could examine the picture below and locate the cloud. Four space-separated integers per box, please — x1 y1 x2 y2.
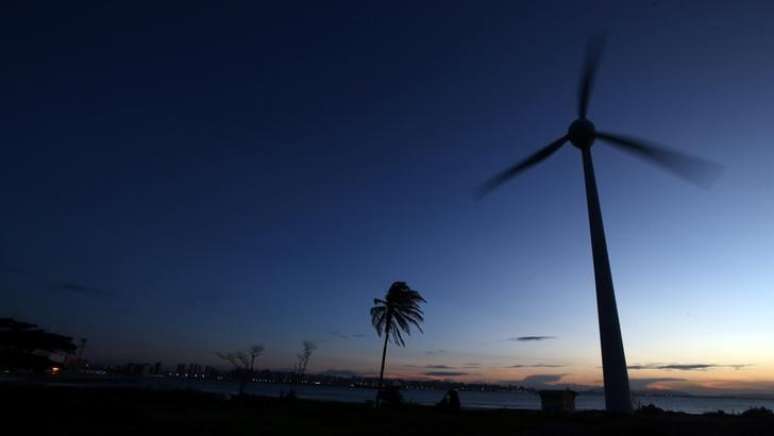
498 373 577 389
328 331 368 340
503 374 566 389
2 267 114 298
424 371 468 377
1 266 30 275
328 331 349 339
425 349 447 355
522 374 564 384
462 362 481 368
402 364 457 369
507 363 564 368
626 364 648 370
50 281 112 297
628 363 751 371
629 377 686 391
681 379 774 396
507 336 556 342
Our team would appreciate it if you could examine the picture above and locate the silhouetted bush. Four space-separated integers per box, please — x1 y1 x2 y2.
704 409 727 416
0 318 77 371
637 403 666 415
741 407 773 417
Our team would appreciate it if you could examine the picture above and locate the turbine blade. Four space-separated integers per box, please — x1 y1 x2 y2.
596 131 723 187
578 36 606 119
477 135 568 198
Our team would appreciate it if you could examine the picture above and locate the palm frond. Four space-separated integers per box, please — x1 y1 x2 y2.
370 281 426 348
370 306 387 336
390 325 405 346
391 311 411 335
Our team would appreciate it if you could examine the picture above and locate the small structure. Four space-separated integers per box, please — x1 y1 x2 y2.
376 386 403 407
538 389 577 413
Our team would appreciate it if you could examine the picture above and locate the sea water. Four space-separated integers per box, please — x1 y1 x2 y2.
141 379 774 415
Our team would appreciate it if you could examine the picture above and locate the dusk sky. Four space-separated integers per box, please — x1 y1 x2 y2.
3 1 774 395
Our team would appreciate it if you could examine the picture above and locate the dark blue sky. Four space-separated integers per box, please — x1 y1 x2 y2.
3 1 774 391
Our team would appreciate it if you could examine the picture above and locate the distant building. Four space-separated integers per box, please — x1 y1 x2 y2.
125 362 149 376
204 366 218 379
188 363 203 377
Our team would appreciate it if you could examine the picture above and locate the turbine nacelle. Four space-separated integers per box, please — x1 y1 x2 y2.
568 118 596 149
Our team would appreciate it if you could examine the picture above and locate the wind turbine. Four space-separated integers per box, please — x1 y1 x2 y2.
478 38 719 414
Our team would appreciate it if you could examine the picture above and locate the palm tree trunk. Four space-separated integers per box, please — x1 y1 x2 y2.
376 320 391 408
378 327 390 388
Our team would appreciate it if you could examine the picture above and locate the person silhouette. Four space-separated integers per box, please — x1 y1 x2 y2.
437 389 460 411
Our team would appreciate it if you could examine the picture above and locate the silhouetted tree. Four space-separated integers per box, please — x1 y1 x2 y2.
294 341 316 384
249 344 264 373
216 344 264 396
0 318 77 371
370 282 426 390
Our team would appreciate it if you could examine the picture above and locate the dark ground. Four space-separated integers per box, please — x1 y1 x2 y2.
2 384 774 435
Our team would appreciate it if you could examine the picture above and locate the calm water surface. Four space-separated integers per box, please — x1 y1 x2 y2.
140 379 774 415
10 376 774 415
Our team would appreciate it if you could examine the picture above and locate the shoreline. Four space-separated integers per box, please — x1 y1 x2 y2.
4 374 774 414
4 383 774 435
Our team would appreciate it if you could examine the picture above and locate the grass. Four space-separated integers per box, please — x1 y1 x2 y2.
3 383 774 435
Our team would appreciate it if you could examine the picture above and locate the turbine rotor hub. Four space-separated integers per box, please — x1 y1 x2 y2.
568 118 596 149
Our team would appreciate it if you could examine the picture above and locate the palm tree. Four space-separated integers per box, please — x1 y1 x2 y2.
370 281 426 389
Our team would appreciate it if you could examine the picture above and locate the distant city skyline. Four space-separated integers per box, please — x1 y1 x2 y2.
3 1 774 398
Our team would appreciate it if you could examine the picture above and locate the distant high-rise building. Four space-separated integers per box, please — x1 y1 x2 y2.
78 338 87 360
188 363 202 377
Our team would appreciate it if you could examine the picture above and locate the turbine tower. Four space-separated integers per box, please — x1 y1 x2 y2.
479 38 719 414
